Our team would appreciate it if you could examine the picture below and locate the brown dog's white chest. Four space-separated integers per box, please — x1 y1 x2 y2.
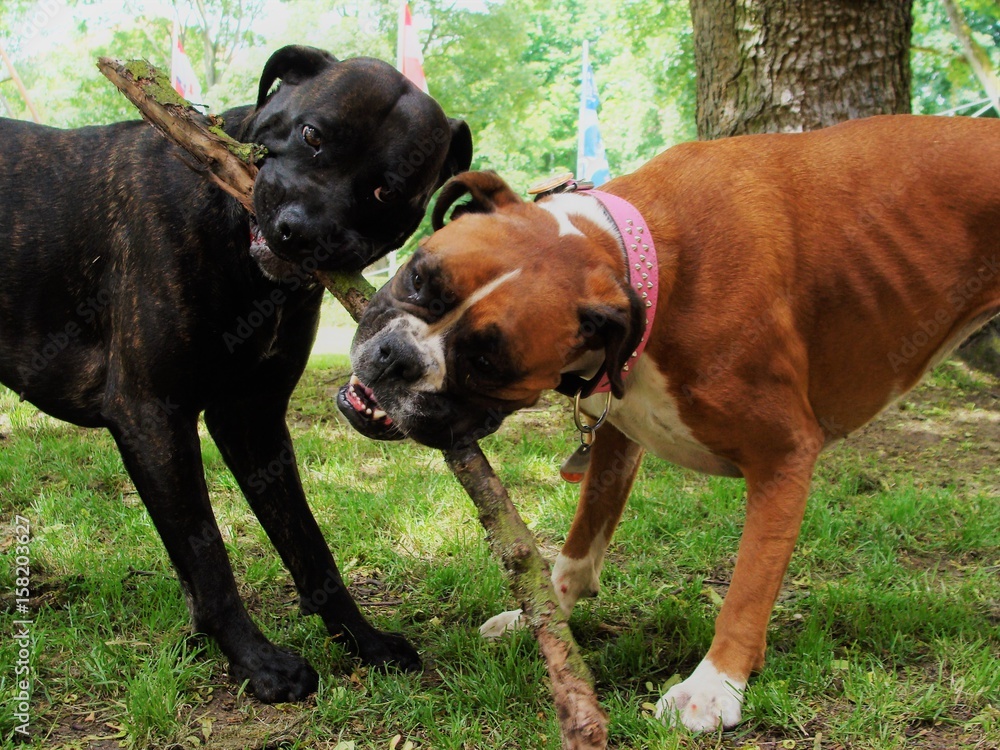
581 356 741 477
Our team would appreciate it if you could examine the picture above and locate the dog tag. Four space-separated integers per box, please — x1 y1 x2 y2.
560 443 592 483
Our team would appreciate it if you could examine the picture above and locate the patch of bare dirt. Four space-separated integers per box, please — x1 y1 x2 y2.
820 363 1000 495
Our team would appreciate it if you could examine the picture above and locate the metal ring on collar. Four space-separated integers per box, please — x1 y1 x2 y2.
574 388 612 434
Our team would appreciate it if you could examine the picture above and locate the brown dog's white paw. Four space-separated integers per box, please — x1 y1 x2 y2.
654 658 745 732
478 609 524 639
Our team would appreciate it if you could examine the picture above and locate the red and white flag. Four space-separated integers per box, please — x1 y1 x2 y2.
171 22 204 104
398 2 428 93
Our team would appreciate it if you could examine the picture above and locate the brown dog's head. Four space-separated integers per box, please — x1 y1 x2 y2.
242 46 472 273
338 171 645 449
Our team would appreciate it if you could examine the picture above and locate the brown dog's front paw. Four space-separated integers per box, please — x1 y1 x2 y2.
655 658 745 731
229 645 319 703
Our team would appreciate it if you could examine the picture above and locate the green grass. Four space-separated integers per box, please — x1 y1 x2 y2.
1 354 998 749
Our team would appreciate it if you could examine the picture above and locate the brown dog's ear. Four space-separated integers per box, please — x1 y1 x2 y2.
437 119 473 189
432 171 522 230
578 278 646 399
256 46 337 109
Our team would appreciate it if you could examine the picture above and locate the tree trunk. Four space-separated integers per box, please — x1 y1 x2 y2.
690 0 913 139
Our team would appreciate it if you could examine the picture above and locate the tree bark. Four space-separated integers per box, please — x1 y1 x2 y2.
99 57 609 750
690 0 913 139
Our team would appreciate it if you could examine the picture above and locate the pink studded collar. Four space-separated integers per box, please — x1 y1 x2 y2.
528 175 660 405
580 188 659 397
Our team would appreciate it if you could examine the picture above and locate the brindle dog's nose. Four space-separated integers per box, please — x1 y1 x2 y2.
274 205 309 244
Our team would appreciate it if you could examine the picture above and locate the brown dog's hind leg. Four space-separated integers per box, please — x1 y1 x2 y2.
656 423 823 731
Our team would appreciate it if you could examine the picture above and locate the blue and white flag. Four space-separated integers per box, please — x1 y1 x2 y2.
577 41 610 186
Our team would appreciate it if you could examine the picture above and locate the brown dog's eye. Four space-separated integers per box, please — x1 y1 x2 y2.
411 271 423 292
374 186 399 203
472 354 493 372
301 125 322 150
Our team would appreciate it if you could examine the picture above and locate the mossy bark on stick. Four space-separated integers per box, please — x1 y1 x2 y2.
99 57 609 749
313 271 376 323
97 57 261 213
444 444 609 750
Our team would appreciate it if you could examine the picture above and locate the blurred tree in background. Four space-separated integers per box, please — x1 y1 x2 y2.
690 0 913 139
1 0 996 213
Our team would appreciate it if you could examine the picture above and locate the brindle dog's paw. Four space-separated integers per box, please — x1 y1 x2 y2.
229 646 319 703
357 630 422 672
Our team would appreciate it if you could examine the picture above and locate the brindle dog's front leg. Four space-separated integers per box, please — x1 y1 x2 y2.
105 403 319 702
204 401 421 671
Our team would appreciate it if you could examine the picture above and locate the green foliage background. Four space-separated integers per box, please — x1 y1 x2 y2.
1 0 997 205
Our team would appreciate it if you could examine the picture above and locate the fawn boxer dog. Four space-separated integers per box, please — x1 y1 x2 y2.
0 45 471 702
340 114 999 730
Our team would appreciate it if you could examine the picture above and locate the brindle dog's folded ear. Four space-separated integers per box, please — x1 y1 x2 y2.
256 46 338 109
438 119 474 189
432 171 522 229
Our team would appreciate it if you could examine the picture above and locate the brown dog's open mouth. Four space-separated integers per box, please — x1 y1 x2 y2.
337 375 406 441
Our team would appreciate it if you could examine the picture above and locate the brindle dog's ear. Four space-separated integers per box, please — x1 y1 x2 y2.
432 171 522 229
437 119 473 189
256 46 338 109
578 284 646 399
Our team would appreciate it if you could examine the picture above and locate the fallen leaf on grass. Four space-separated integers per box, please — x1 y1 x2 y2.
702 586 725 607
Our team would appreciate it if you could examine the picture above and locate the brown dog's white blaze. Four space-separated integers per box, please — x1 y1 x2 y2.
346 114 1000 732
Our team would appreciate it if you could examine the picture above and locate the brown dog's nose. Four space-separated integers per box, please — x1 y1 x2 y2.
374 337 423 383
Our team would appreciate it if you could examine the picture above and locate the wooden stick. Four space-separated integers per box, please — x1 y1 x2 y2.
97 57 261 213
98 57 608 749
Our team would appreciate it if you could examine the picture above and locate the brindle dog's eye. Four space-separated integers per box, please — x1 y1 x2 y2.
374 186 400 203
301 125 322 150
